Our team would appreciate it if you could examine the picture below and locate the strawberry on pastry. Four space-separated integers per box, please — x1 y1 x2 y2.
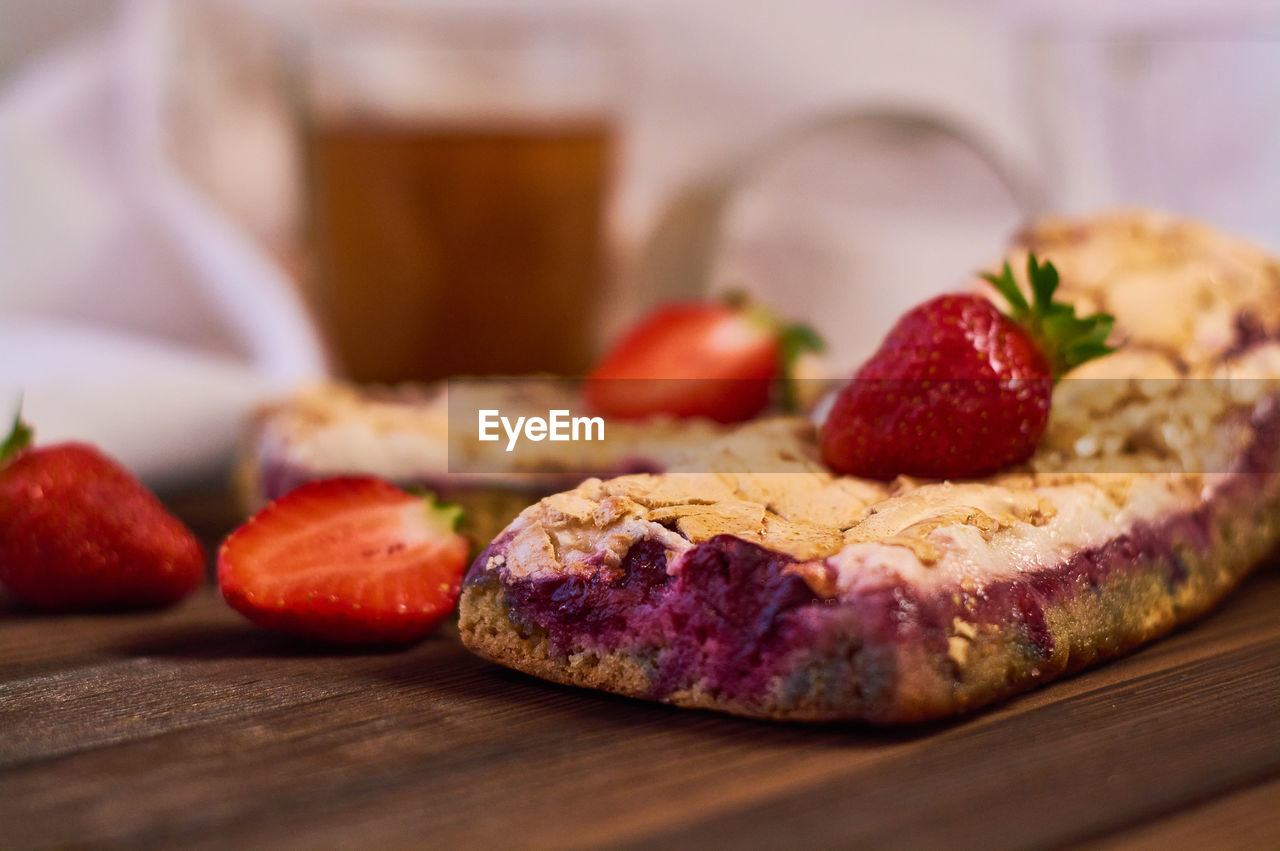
820 255 1116 479
218 477 469 644
584 295 822 423
0 414 205 610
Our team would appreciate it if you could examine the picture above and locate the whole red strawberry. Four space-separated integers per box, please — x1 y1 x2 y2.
820 255 1115 479
584 295 823 423
0 416 205 610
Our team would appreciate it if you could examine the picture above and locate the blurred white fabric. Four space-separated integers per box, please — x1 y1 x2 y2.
2 0 1276 483
0 1 326 483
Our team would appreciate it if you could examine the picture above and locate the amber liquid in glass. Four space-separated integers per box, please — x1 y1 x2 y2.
307 121 613 382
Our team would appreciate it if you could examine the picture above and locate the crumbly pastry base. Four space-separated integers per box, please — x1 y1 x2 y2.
460 461 1280 721
459 210 1280 722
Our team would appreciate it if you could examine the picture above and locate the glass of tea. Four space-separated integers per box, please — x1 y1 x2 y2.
294 8 622 383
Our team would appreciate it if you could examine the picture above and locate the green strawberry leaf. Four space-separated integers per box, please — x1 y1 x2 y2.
724 291 826 414
1027 253 1060 311
982 261 1028 315
983 253 1119 380
779 322 825 362
407 488 465 533
777 321 825 413
0 407 33 467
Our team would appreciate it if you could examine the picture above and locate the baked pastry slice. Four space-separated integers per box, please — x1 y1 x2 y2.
236 380 731 542
459 211 1280 722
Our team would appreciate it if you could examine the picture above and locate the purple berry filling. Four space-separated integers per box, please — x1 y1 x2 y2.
1222 309 1273 361
258 456 319 503
843 506 1221 665
484 535 831 702
504 537 674 648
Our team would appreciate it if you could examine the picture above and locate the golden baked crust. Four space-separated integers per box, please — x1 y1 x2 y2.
460 210 1280 722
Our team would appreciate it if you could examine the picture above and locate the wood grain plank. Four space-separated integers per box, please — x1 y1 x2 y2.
619 643 1280 850
179 586 1280 850
2 559 1277 848
1087 777 1280 850
0 593 233 683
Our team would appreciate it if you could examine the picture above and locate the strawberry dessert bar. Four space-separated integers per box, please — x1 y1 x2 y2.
459 211 1280 722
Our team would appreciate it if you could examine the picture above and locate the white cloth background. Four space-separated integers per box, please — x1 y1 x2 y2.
1 0 1277 482
0 1 326 482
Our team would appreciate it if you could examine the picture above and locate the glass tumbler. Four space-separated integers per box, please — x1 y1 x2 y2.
295 8 623 382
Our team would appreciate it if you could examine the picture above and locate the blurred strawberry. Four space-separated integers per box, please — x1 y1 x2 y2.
584 295 823 423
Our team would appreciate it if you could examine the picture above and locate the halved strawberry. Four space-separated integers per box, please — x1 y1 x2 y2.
584 296 822 423
218 477 468 644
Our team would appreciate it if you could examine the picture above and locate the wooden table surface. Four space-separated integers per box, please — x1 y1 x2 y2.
2 484 1279 849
